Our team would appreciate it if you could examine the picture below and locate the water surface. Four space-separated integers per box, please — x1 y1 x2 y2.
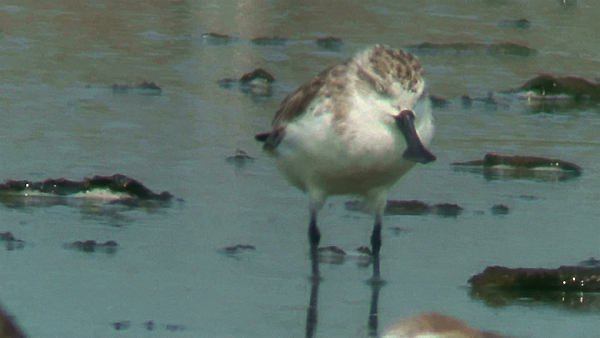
0 1 599 337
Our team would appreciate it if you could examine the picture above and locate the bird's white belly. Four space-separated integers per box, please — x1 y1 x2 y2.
273 113 415 197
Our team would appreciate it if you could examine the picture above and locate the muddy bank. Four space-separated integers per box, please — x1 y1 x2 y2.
430 74 600 113
504 74 600 100
0 174 173 201
452 153 582 181
469 265 600 310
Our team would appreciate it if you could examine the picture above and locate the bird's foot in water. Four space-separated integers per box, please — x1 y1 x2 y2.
366 275 387 287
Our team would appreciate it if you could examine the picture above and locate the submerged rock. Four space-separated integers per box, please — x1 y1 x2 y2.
505 74 600 101
0 232 25 251
469 265 600 310
452 153 582 181
64 240 118 254
217 67 275 100
381 312 505 338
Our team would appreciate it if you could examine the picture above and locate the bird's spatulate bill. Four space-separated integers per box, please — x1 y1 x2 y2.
395 110 436 164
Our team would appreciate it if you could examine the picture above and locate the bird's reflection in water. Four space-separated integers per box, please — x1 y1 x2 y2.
367 283 383 337
305 278 384 338
305 278 320 338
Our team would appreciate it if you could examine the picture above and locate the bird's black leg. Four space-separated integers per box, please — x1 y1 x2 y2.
309 209 321 280
369 213 383 283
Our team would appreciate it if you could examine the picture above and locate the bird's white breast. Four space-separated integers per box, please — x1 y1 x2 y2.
273 85 421 198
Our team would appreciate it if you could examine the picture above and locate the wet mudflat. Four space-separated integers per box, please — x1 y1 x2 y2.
0 1 599 337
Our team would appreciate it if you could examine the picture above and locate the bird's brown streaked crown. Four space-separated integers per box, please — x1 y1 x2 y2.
270 45 423 129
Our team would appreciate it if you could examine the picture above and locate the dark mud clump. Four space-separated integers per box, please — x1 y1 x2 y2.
0 232 25 251
460 93 504 110
201 32 234 45
498 18 532 29
385 200 463 217
505 74 600 100
239 68 275 97
433 203 464 217
112 321 131 331
406 41 483 55
490 204 510 215
429 95 449 108
346 200 463 218
486 42 537 57
469 265 600 310
315 36 343 51
318 245 346 265
226 149 255 167
217 67 275 100
356 246 372 255
64 240 118 254
110 81 162 96
250 36 287 46
112 320 186 332
384 200 430 215
452 153 582 181
220 244 256 256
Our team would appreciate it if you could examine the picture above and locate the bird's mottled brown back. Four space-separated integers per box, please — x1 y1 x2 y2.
271 61 351 128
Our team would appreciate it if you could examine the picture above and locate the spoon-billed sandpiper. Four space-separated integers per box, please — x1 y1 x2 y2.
256 44 435 282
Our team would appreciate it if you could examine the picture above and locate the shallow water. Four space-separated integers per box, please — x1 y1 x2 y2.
1 1 599 337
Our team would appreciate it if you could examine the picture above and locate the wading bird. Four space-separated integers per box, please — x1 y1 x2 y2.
256 44 435 283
